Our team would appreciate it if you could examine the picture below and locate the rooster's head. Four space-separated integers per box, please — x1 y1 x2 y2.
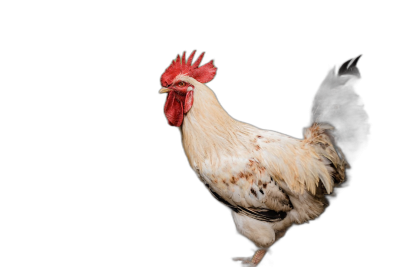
159 51 217 127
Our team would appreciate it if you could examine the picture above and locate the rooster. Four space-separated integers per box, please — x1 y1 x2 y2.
159 51 368 266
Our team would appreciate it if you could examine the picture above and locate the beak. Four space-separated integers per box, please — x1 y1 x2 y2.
159 87 171 94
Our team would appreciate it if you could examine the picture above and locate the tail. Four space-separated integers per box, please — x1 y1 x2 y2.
303 56 369 189
311 55 369 162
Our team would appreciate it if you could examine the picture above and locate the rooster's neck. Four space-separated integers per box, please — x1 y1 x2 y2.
181 79 252 169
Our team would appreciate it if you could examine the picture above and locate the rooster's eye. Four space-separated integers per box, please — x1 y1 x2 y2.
178 81 186 87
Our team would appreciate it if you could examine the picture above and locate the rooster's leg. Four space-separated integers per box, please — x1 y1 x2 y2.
233 249 267 266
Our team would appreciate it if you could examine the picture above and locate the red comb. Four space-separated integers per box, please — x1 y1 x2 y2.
161 51 217 87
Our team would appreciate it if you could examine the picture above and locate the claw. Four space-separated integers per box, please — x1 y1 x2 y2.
338 55 362 77
242 260 255 267
233 257 252 263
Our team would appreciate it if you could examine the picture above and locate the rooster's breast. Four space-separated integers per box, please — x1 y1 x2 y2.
192 131 295 215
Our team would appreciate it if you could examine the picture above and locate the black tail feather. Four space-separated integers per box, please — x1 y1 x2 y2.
311 54 371 152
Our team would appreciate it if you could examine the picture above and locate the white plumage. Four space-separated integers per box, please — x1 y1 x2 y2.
181 77 336 247
160 53 368 266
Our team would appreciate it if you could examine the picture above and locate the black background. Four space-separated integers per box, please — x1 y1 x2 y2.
40 15 397 267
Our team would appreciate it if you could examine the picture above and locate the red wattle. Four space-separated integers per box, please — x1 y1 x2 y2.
164 91 183 127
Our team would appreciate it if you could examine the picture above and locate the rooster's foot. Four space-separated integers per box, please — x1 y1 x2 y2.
232 256 255 267
233 249 267 266
234 257 256 267
232 256 252 261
